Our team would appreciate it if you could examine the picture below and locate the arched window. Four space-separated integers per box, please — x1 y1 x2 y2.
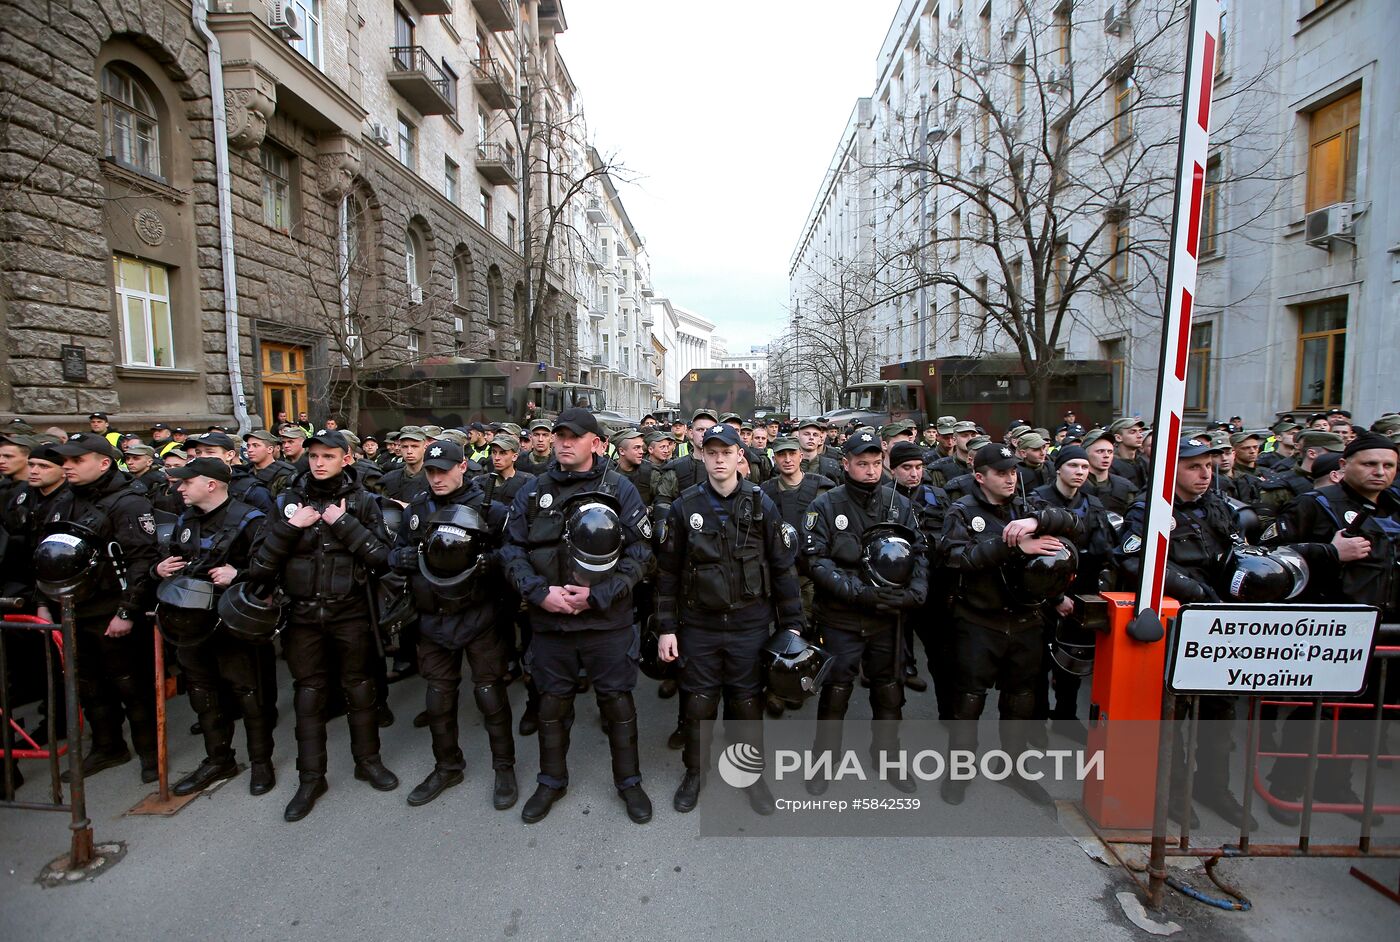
101 65 161 177
452 246 472 307
405 228 423 294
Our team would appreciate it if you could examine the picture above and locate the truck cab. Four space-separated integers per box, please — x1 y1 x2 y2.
822 381 926 429
526 382 631 435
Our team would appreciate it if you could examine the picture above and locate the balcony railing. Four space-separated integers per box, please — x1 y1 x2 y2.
471 57 514 110
476 141 517 185
388 46 455 116
586 199 606 224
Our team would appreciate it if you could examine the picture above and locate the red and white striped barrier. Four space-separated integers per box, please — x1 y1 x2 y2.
1131 0 1220 638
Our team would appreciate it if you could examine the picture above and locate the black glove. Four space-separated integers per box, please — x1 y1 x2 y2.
874 586 907 611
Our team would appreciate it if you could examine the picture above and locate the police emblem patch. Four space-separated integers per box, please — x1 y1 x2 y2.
1261 523 1278 542
971 516 985 533
804 511 818 531
284 503 299 519
409 514 420 530
1123 535 1142 554
1344 510 1358 525
539 493 554 509
640 517 653 539
834 514 848 531
781 523 795 549
180 528 191 543
1169 519 1177 531
689 513 704 531
429 446 442 458
138 513 156 535
15 492 24 505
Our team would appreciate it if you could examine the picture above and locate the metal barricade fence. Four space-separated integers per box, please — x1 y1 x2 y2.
1143 627 1399 908
0 600 95 868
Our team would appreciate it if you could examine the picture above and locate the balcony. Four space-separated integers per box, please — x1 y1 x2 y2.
388 46 455 116
472 0 516 31
588 303 606 321
413 0 454 15
476 141 517 185
640 307 654 326
471 57 514 110
586 199 606 224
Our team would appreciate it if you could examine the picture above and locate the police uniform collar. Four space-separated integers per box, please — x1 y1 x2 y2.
547 455 607 483
70 464 125 499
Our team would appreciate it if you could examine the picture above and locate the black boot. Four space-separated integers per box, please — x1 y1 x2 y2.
942 692 987 805
237 689 275 797
999 691 1051 806
600 692 650 823
518 677 540 736
346 679 397 790
765 692 786 718
522 694 572 823
174 684 237 796
673 771 703 813
729 694 775 814
870 680 915 793
172 757 239 796
807 682 853 796
248 761 276 796
407 766 464 806
63 704 129 782
114 672 159 783
675 692 719 813
284 774 328 822
474 683 517 810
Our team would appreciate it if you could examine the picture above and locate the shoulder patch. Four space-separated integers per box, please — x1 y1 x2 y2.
1122 535 1142 554
689 512 704 531
970 515 985 533
804 510 818 531
283 503 299 519
639 516 653 540
781 523 796 549
834 514 849 531
138 513 156 535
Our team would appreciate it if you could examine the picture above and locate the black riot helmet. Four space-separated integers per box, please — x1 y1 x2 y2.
378 499 404 541
761 630 834 702
217 581 285 643
1049 613 1096 677
1005 540 1080 607
639 619 679 682
1218 545 1309 603
1225 497 1263 544
861 523 919 588
563 493 623 586
34 524 102 601
418 505 489 591
153 510 179 556
155 576 219 648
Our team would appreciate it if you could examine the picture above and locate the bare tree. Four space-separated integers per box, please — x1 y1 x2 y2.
787 250 887 413
859 0 1287 426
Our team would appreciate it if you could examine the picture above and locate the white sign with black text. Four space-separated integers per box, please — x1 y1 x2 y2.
1167 604 1380 696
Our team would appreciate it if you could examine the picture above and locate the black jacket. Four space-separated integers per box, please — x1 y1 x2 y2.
802 477 928 634
1030 482 1115 593
943 488 1082 630
1268 482 1399 618
378 465 431 505
45 467 157 620
1084 472 1137 516
161 497 265 581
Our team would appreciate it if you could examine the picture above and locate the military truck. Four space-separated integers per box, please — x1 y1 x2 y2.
357 358 563 435
524 382 632 436
679 368 756 419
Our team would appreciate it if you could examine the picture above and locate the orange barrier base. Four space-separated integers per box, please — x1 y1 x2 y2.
1081 592 1179 830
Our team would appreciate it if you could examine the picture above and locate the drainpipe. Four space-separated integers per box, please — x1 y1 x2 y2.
191 0 253 436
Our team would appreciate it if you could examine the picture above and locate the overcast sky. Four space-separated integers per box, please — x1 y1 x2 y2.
558 0 896 354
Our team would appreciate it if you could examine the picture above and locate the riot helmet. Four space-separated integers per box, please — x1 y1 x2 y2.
639 619 679 682
563 493 623 586
861 523 919 589
761 630 834 702
378 499 404 541
1225 497 1263 544
1005 540 1080 607
216 581 285 643
34 525 102 601
1049 613 1096 676
1218 545 1309 603
152 510 179 556
155 575 218 648
418 505 489 590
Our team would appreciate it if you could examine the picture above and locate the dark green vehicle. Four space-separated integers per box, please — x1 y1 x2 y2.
358 358 563 435
679 368 755 419
524 382 632 436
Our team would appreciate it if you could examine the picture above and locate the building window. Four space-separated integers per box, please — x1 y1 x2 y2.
1295 299 1346 409
1012 56 1026 114
1102 338 1126 415
1054 7 1071 65
441 59 459 117
101 65 161 178
408 329 421 357
113 255 174 368
396 115 416 168
290 0 322 69
1184 322 1212 412
405 229 423 290
1107 211 1130 283
479 189 492 230
978 4 991 58
452 249 472 306
394 4 414 48
1112 71 1135 145
444 157 459 203
1217 0 1228 75
1200 156 1222 256
950 290 961 340
260 143 292 230
950 209 961 256
506 213 517 248
1306 89 1360 212
477 108 489 147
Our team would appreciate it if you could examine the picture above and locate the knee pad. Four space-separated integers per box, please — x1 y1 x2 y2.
188 685 221 716
1001 690 1036 721
597 691 636 724
725 694 763 722
426 685 458 718
952 692 988 721
344 678 377 711
473 683 509 717
683 691 721 723
293 684 328 717
820 682 855 714
235 688 267 721
537 693 574 724
870 680 904 712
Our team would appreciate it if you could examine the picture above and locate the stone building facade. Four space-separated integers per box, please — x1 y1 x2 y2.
0 0 578 433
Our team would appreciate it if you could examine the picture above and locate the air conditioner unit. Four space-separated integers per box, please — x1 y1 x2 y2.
409 285 424 304
943 100 958 121
1304 202 1354 248
269 3 302 41
367 119 391 147
1103 3 1130 35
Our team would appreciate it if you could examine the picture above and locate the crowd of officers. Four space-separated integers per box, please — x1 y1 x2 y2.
1 400 1396 829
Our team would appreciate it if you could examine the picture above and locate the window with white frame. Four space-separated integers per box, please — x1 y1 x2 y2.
408 329 421 357
405 229 423 290
289 0 322 69
113 255 174 368
260 143 292 230
396 114 416 168
101 65 161 178
444 156 459 203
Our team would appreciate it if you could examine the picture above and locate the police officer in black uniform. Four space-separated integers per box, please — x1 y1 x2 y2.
36 432 160 782
500 408 654 825
247 429 397 821
154 457 274 796
655 424 803 814
122 442 182 515
1262 432 1398 823
802 429 928 795
185 432 276 517
653 409 719 525
887 441 952 704
941 442 1083 806
390 439 518 810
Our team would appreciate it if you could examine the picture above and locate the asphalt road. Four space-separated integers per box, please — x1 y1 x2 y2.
2 674 1395 941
